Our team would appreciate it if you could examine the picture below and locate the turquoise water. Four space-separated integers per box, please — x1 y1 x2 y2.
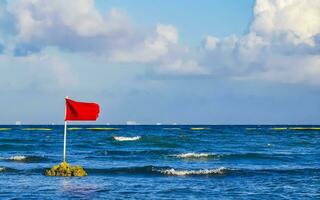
0 125 319 199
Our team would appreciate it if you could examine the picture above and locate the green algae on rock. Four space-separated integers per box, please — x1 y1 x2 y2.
45 162 87 177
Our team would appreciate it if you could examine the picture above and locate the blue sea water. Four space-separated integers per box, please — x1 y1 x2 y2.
0 125 319 199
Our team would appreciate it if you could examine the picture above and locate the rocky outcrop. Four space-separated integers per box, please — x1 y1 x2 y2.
45 162 87 177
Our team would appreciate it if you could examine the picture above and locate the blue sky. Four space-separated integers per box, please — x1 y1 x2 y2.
0 0 319 124
95 0 255 45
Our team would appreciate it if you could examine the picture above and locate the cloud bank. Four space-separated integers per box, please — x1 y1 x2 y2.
202 0 320 85
0 0 319 88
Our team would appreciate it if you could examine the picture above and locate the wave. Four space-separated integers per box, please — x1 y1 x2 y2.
113 136 141 141
288 127 320 131
85 166 229 176
270 127 288 130
0 165 318 176
174 152 296 160
0 165 230 176
190 127 210 131
0 128 11 131
0 155 50 163
175 152 218 159
246 127 320 131
21 128 52 131
246 128 259 130
159 167 227 176
0 166 19 173
0 155 26 161
68 127 83 131
93 150 299 161
9 155 26 161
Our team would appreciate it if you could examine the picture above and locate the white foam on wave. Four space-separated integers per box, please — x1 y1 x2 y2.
0 155 27 161
0 167 5 172
9 155 27 161
113 136 141 141
175 152 216 158
159 167 227 176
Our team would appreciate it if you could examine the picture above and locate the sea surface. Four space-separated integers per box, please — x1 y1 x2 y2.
0 125 319 199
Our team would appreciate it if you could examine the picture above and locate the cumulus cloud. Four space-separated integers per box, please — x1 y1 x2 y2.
251 0 320 46
202 0 320 85
1 0 319 85
110 24 179 63
6 0 133 55
0 0 205 74
109 24 206 74
9 0 130 38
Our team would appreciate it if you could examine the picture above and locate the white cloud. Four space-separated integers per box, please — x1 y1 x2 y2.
110 24 206 74
2 0 205 75
1 0 319 85
5 0 133 56
110 24 178 63
204 36 219 50
251 0 320 46
8 0 131 40
202 0 320 85
156 24 178 44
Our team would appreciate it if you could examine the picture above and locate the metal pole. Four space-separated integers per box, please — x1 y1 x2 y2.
63 121 67 162
63 96 68 162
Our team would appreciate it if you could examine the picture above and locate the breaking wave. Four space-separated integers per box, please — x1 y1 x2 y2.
113 136 141 141
0 165 319 177
175 152 218 159
85 166 230 176
9 155 26 161
159 167 228 176
0 155 50 163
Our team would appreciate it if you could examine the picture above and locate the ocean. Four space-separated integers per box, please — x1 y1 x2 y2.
0 125 319 199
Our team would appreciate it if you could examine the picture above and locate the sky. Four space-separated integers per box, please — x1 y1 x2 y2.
0 0 320 125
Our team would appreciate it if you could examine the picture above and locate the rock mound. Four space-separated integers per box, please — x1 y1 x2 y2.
45 162 87 177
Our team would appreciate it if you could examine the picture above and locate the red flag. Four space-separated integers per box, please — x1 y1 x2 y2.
65 98 100 121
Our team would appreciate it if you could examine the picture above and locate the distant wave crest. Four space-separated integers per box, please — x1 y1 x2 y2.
9 155 27 161
175 152 217 159
0 155 49 163
158 167 228 176
0 155 27 161
113 136 141 141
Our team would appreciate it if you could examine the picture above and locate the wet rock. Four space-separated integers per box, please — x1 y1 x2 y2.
45 162 87 177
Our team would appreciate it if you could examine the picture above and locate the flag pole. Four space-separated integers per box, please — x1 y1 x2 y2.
63 96 68 162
